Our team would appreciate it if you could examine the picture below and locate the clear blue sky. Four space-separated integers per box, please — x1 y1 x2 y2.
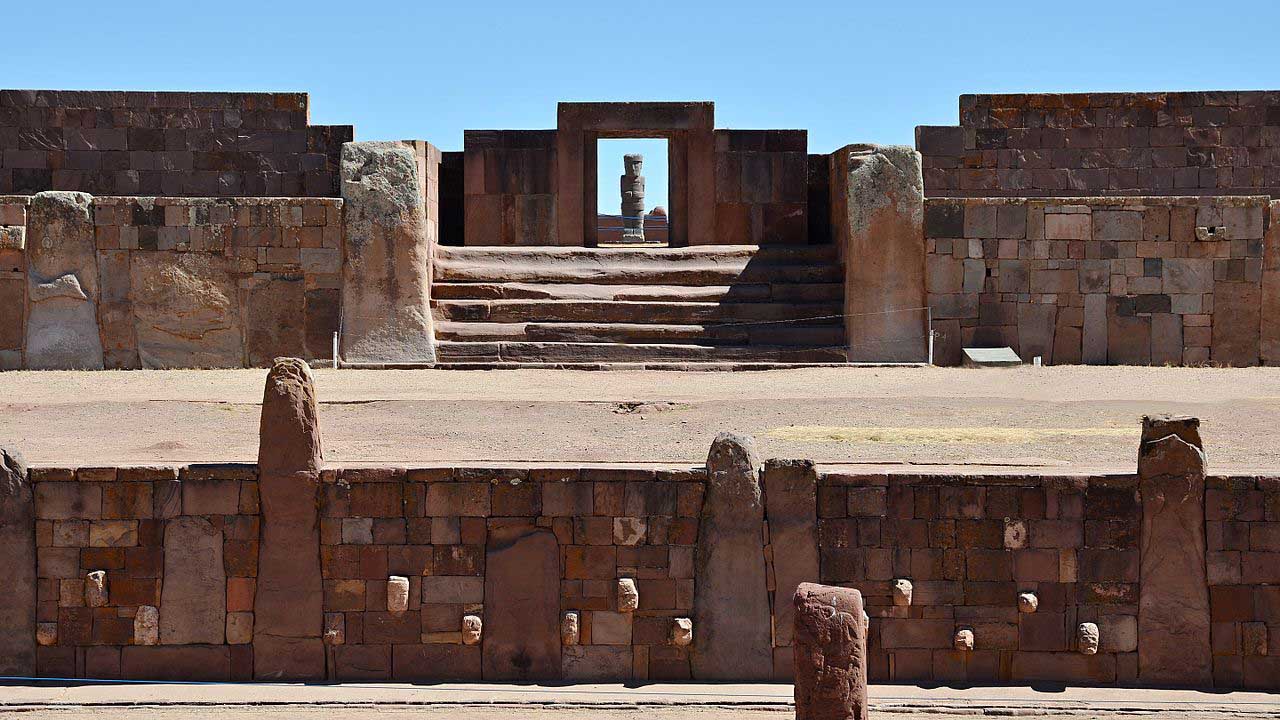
9 1 1278 158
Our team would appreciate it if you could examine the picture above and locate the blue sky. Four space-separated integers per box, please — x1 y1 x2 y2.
8 0 1279 211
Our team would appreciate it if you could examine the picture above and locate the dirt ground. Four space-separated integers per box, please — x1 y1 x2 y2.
0 366 1277 472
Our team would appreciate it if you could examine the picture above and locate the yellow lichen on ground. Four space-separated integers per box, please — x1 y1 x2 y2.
766 426 1136 444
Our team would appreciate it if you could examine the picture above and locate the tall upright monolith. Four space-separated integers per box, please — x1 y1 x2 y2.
621 153 646 241
0 446 35 675
691 432 772 680
254 358 325 679
793 582 868 720
1137 415 1212 687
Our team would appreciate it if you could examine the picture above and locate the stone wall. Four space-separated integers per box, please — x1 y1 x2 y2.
3 193 343 370
924 196 1270 366
0 90 352 197
917 91 1280 198
713 130 809 245
462 130 557 245
0 195 29 368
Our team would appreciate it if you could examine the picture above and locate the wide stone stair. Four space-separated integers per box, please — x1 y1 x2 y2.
431 245 849 368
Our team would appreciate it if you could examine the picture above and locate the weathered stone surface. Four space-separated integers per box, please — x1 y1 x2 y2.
25 191 103 369
1140 414 1202 450
36 622 58 647
893 579 913 607
387 576 409 613
620 154 646 241
1078 622 1099 655
393 644 482 681
243 276 306 367
763 459 819 650
672 617 694 646
1018 591 1039 614
691 432 772 680
1138 424 1212 687
561 645 632 681
134 606 159 646
617 577 639 612
0 447 35 674
160 517 226 645
340 141 436 363
85 570 108 608
793 582 868 720
561 611 580 646
121 645 230 681
834 145 925 362
482 525 561 680
1211 282 1261 367
130 252 244 368
226 612 254 645
323 613 345 645
255 358 324 680
461 614 482 646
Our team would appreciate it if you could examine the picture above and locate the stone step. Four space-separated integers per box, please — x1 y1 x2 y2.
432 300 845 325
434 245 843 286
435 321 846 346
434 340 850 364
431 281 844 303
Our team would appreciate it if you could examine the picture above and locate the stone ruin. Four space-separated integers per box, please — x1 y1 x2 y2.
620 153 646 242
0 89 1275 368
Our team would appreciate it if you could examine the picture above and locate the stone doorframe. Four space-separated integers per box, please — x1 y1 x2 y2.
556 102 716 248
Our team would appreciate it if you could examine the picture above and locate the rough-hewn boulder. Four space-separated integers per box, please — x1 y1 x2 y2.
340 142 436 363
25 191 104 369
0 447 35 674
159 517 226 645
691 432 772 680
130 252 244 368
833 145 925 362
254 358 325 680
793 582 868 720
1137 417 1212 687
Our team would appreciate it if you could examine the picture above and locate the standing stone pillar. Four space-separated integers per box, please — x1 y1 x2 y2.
763 459 820 679
0 447 35 675
340 142 437 364
793 583 868 720
254 358 325 679
25 191 104 369
1137 415 1212 687
830 145 926 363
691 432 773 680
621 154 646 242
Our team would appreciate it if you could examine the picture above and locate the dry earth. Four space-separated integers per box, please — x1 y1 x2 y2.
0 366 1277 471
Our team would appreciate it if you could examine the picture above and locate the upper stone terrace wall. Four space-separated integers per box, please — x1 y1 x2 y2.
3 192 342 370
917 91 1280 198
0 90 352 197
925 195 1273 367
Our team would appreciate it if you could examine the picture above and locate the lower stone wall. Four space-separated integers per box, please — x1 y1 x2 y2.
8 455 1277 688
925 196 1270 366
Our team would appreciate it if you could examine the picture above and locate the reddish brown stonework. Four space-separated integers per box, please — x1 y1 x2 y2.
1138 416 1212 686
763 459 820 678
793 582 868 720
482 526 561 680
254 358 325 680
0 447 35 675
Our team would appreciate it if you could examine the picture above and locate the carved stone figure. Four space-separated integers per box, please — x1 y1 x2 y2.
621 154 646 241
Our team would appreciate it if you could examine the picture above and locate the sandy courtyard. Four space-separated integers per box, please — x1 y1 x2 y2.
0 365 1276 472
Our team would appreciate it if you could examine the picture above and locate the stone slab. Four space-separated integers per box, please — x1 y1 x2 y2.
0 447 35 675
159 517 225 645
24 191 103 369
763 459 819 653
482 525 561 680
962 347 1021 367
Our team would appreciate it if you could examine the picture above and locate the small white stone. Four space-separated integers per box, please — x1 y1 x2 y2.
954 627 974 651
1018 591 1039 614
134 605 159 646
671 617 693 647
1078 622 1099 655
617 578 639 612
387 575 410 613
84 570 108 608
462 614 482 645
892 579 913 607
561 611 580 646
1003 519 1027 549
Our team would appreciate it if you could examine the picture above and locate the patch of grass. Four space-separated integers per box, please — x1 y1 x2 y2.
766 426 1136 444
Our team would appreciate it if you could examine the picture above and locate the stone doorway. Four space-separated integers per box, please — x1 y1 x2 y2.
596 138 670 246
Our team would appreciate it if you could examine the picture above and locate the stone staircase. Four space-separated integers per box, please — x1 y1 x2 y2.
431 245 849 368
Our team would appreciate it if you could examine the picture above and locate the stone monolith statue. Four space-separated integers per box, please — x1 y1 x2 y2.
621 154 646 241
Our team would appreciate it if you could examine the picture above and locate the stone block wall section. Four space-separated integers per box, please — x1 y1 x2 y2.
5 192 343 370
924 196 1270 366
917 91 1280 198
3 401 1277 688
0 90 353 197
713 130 809 245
